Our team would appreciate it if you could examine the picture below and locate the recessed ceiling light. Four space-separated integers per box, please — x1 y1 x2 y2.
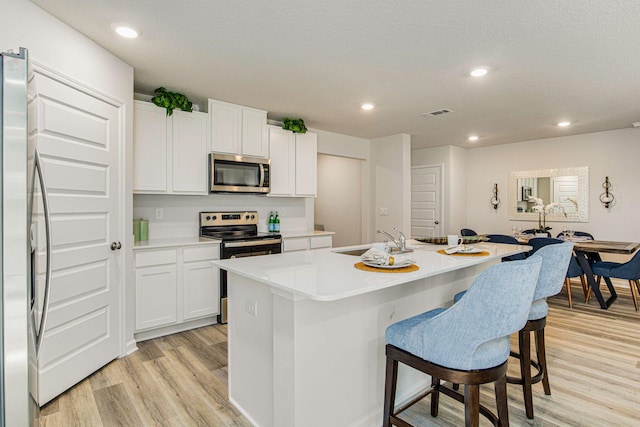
361 103 374 110
112 23 140 39
557 121 571 127
468 135 479 142
470 67 489 77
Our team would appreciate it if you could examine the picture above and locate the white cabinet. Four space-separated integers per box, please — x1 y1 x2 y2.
133 101 208 194
209 99 268 158
283 235 333 252
268 125 318 197
134 244 220 338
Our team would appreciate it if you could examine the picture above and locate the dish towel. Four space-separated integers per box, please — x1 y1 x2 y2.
360 248 415 267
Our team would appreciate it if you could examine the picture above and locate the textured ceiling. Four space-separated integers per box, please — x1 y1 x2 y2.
31 0 640 149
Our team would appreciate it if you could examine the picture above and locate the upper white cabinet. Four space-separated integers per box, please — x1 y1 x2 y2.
268 125 317 197
133 101 208 194
209 99 268 158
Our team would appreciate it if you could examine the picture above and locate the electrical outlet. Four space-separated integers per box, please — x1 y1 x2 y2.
245 299 258 317
155 208 163 220
379 207 389 216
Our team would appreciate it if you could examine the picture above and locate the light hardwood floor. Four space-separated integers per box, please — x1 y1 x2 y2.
40 283 640 426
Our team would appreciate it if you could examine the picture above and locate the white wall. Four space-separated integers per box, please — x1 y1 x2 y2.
315 154 363 247
464 128 640 241
316 128 372 242
371 134 412 244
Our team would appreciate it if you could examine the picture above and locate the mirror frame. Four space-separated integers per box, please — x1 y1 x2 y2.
508 166 589 222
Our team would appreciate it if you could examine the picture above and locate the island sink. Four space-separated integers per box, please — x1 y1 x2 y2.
333 247 413 256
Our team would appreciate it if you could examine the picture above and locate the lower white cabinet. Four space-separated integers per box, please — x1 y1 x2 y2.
134 244 220 336
283 235 333 252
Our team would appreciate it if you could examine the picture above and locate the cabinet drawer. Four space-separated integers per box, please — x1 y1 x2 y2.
135 249 177 268
310 235 332 249
183 245 220 262
283 238 309 252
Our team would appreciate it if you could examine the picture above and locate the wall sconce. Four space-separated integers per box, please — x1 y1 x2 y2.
599 176 615 208
490 183 501 210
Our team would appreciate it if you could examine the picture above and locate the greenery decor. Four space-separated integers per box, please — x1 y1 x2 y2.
282 118 307 134
151 87 193 116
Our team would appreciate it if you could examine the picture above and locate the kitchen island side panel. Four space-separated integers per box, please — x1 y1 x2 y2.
228 262 495 427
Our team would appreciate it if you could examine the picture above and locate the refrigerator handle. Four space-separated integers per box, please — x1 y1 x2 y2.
34 149 52 354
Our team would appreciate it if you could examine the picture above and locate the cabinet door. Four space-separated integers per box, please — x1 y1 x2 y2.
183 261 220 320
135 265 177 330
309 235 332 249
283 238 309 252
133 101 168 192
295 132 317 196
209 100 241 154
241 107 268 157
171 110 208 193
268 126 295 196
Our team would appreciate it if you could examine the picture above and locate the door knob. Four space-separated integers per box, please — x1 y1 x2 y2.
434 221 440 225
111 241 122 250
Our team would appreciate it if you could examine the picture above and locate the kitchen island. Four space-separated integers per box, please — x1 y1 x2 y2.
212 241 530 427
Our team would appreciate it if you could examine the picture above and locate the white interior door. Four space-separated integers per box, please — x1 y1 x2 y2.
411 165 442 237
32 69 121 405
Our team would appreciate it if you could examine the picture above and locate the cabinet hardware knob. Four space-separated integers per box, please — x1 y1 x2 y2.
111 242 122 250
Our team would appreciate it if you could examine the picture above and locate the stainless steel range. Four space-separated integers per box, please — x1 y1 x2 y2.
199 211 282 324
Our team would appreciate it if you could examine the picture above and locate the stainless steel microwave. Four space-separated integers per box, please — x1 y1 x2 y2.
209 153 271 194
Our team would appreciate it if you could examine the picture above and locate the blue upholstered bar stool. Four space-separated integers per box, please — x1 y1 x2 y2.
460 228 477 236
453 241 574 419
383 256 543 427
485 234 527 261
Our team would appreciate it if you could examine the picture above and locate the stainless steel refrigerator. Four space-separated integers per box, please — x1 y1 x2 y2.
1 47 51 427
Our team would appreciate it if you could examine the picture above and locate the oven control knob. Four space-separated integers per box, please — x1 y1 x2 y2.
206 215 211 221
212 215 217 221
251 214 255 219
245 215 250 220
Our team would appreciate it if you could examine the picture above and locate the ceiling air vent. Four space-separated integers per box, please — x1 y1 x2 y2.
422 109 453 117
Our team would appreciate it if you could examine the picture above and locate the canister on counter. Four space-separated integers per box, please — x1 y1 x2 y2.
140 219 149 241
133 219 141 242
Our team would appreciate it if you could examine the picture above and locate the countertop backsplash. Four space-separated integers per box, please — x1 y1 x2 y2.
133 194 313 239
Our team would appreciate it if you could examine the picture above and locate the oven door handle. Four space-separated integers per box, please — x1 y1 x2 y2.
224 239 282 248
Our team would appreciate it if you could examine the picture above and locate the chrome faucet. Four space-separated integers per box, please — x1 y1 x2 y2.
377 227 412 253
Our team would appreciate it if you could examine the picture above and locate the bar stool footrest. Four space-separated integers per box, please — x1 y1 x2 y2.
506 350 544 385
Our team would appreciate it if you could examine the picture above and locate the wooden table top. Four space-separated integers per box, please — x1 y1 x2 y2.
571 240 640 254
515 236 640 254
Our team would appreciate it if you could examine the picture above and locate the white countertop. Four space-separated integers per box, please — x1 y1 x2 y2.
133 236 220 250
280 230 335 238
213 240 530 301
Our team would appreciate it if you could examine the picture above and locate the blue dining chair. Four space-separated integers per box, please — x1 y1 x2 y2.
591 250 640 311
383 256 543 427
453 241 574 419
460 228 477 236
485 234 527 261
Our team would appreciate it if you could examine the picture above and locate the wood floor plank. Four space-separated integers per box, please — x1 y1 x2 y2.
93 383 145 427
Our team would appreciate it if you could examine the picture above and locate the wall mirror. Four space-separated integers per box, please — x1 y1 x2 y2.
508 167 589 222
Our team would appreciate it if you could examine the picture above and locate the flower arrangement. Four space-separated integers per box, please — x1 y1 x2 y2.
528 196 567 232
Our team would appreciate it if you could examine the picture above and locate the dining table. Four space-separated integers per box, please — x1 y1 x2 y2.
571 240 640 309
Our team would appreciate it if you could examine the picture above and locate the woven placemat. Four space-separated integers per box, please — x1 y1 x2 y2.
354 262 419 273
437 249 490 256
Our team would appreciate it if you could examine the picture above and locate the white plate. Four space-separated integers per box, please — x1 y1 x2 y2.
363 261 415 269
455 247 483 254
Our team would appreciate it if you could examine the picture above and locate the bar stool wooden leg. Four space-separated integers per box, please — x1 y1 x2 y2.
495 375 509 426
518 329 534 419
430 376 440 417
464 384 480 427
383 355 398 427
535 328 551 395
